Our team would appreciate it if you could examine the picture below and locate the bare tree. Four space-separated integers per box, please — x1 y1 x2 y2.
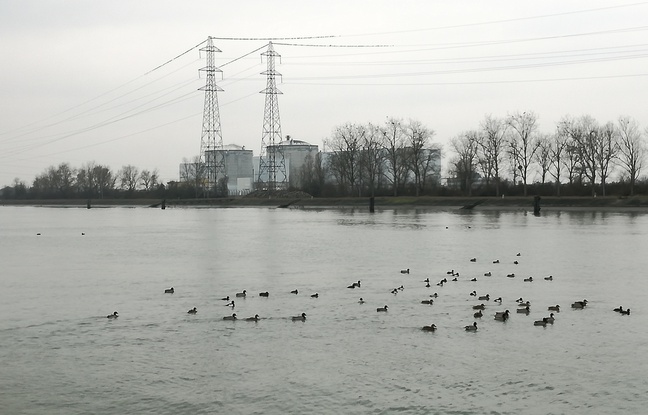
405 119 437 196
327 123 364 196
506 111 540 196
180 156 205 197
450 131 479 196
561 115 600 197
597 122 619 197
478 115 507 196
549 128 570 196
119 165 140 193
617 116 645 196
380 118 409 196
360 123 384 197
140 169 159 191
534 134 552 184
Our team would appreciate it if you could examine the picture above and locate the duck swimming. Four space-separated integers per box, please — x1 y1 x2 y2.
187 307 197 314
494 310 510 321
401 269 410 274
164 287 174 294
358 298 365 304
548 305 560 312
474 310 483 318
292 313 306 321
377 305 388 312
478 294 490 301
259 292 269 297
107 311 118 319
290 289 298 294
465 322 478 331
235 290 247 298
223 313 237 321
245 314 260 321
422 324 437 332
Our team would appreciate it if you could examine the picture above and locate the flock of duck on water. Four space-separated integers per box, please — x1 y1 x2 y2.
105 252 631 325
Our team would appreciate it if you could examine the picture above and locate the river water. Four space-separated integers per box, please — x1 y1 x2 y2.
1 205 647 414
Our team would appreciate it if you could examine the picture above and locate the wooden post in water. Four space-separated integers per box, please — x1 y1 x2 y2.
533 195 541 216
86 199 91 209
161 199 166 210
369 197 375 213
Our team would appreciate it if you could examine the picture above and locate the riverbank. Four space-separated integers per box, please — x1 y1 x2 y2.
4 195 648 211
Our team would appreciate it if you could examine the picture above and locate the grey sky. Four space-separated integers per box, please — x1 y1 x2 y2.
1 0 647 187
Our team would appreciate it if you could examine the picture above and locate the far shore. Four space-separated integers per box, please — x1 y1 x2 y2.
4 195 648 212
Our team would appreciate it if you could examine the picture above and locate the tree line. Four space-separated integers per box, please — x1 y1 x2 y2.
3 112 648 200
448 112 647 198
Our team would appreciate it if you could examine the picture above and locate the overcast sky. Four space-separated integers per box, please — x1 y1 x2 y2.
1 0 648 187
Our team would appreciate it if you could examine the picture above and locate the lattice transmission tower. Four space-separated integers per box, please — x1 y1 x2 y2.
198 36 226 196
257 41 287 192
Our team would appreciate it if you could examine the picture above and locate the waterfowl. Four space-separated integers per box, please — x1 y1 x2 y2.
507 273 515 278
422 324 437 332
494 310 510 321
235 290 247 298
545 313 555 323
494 297 503 303
245 314 260 321
470 278 477 282
470 258 477 262
391 289 398 294
401 269 410 274
377 305 388 312
613 306 623 313
347 282 357 289
469 290 477 296
398 285 404 291
544 275 553 281
226 301 235 308
548 305 560 312
358 298 365 304
472 304 485 310
311 293 319 298
426 282 431 288
355 280 361 288
493 260 500 264
518 301 531 307
517 306 530 314
516 252 521 256
290 289 298 294
474 310 483 318
571 300 588 309
164 287 174 294
221 296 230 301
446 269 454 275
259 292 269 297
187 307 197 314
465 322 478 331
478 294 490 301
523 277 533 282
106 311 118 319
223 313 237 321
534 318 548 326
292 313 306 321
484 272 492 277
620 308 631 315
516 298 524 303
451 277 458 282
514 261 519 265
430 293 438 298
421 300 433 305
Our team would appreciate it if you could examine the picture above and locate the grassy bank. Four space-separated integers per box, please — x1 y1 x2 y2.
4 195 648 211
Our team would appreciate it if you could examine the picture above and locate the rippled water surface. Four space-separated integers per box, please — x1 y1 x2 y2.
1 206 647 414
